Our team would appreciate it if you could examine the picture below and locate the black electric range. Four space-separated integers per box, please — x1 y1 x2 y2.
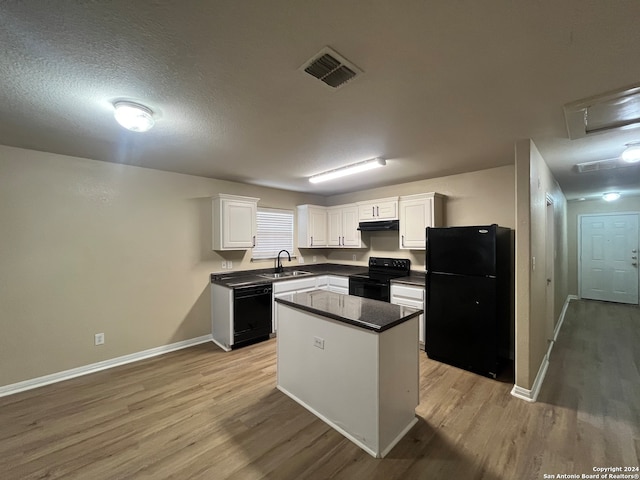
348 257 411 302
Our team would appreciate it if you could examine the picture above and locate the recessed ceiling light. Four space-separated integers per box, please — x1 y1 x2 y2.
602 192 621 202
621 142 640 163
309 157 386 183
113 101 155 132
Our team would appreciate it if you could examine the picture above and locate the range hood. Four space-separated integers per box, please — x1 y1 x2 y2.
357 220 399 231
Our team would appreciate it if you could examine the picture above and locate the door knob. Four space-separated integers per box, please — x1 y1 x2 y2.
633 262 638 267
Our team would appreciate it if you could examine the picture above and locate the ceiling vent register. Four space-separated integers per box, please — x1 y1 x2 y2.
301 47 363 89
574 158 636 173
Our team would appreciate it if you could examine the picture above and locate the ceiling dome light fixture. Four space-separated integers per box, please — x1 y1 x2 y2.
309 157 386 183
602 192 621 202
621 142 640 163
113 101 155 132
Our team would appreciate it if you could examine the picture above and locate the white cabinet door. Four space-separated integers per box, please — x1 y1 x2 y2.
212 195 259 250
309 208 328 247
357 197 398 222
375 199 398 220
321 205 361 248
341 205 361 247
297 205 328 248
327 207 343 247
399 193 444 250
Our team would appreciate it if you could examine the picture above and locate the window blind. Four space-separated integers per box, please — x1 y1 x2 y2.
253 208 294 260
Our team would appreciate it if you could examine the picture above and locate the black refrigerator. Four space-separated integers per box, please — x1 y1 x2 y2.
425 225 512 378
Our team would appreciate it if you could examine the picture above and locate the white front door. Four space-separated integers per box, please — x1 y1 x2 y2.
580 213 639 304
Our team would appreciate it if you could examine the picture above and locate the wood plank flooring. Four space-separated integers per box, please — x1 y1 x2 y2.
1 299 638 479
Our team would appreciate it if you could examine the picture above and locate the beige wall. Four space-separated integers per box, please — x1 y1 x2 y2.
1 146 518 389
567 195 640 295
0 145 324 387
514 140 568 391
326 165 516 269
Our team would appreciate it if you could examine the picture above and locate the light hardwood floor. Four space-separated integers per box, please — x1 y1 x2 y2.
1 299 638 479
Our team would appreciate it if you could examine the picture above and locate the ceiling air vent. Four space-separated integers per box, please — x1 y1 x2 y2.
301 47 363 89
564 83 640 139
574 158 619 173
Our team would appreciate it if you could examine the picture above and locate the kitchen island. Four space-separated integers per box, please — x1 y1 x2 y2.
275 289 421 458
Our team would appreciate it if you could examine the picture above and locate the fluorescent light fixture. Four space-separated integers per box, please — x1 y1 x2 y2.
621 142 640 163
113 101 155 132
602 192 621 202
309 157 386 183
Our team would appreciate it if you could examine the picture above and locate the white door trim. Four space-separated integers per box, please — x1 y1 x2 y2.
578 211 640 303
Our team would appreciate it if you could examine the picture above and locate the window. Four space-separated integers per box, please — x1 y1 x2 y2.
253 208 294 260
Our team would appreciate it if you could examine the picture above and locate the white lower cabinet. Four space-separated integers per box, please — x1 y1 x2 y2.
390 283 425 348
211 283 233 351
272 277 320 332
327 275 349 294
272 275 349 331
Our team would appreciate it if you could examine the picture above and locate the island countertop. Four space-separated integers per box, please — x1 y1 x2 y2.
275 289 422 332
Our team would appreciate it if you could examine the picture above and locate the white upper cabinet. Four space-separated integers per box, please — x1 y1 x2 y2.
357 197 398 222
212 194 259 250
297 205 328 248
327 204 362 248
399 193 444 249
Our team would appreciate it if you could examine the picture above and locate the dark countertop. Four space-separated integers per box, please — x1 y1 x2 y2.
391 271 425 287
210 263 368 288
275 289 422 332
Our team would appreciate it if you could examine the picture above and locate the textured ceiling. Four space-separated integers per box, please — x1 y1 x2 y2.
1 0 640 199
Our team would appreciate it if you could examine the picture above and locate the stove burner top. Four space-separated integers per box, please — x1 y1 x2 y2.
348 257 411 302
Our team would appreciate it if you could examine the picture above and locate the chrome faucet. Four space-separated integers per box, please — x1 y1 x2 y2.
276 249 291 273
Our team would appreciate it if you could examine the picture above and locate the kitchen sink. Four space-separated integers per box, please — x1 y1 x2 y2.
258 270 312 279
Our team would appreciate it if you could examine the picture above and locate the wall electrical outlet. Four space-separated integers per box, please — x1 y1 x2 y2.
352 254 356 261
312 256 317 262
227 260 233 269
221 260 227 269
298 256 304 264
313 336 325 350
94 333 105 346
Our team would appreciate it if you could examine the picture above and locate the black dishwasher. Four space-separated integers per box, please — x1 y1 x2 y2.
233 283 273 348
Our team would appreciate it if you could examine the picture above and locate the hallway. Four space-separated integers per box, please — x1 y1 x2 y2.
532 299 640 473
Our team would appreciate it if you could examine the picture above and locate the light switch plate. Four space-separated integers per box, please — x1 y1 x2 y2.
313 336 324 349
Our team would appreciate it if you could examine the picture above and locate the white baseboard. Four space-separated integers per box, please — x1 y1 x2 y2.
276 384 418 458
554 294 578 342
211 336 232 352
0 334 213 398
511 294 577 402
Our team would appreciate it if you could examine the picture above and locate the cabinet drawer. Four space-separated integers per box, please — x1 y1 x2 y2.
390 284 424 302
273 277 318 294
328 275 348 288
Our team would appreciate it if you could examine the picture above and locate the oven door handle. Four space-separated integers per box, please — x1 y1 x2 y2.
354 282 387 288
